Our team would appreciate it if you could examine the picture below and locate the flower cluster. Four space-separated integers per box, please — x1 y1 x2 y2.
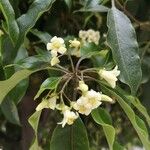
72 81 113 115
36 80 114 127
79 29 100 45
36 33 121 128
47 36 67 66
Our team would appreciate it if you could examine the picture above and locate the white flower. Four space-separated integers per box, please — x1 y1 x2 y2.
99 66 120 88
73 89 102 115
47 36 67 55
79 30 87 41
58 110 78 127
77 81 89 93
69 39 80 48
36 95 58 111
73 96 92 115
85 89 102 109
50 56 60 66
79 29 100 45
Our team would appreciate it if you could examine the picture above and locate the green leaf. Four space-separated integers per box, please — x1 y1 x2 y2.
101 84 150 150
34 77 62 99
30 29 51 45
91 108 115 150
28 110 42 150
80 43 99 57
107 6 142 95
0 49 51 105
16 0 56 48
1 97 20 125
0 0 19 44
50 118 90 150
129 96 150 126
77 0 109 12
0 69 33 105
64 0 72 9
16 52 51 69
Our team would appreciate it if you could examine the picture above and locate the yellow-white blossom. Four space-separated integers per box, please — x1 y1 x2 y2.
73 96 92 115
85 90 102 110
99 66 120 88
69 38 80 48
79 30 87 41
73 89 102 115
77 81 89 93
36 95 58 111
58 109 78 127
50 56 60 66
79 29 100 45
47 36 67 55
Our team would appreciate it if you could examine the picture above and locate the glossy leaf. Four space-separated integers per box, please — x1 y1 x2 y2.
30 29 51 45
0 0 19 44
28 110 42 150
1 97 20 125
34 77 62 99
92 108 115 150
77 0 109 12
107 6 142 95
16 0 56 48
50 118 90 150
0 69 33 105
16 53 51 69
128 96 150 126
101 84 150 150
80 43 99 56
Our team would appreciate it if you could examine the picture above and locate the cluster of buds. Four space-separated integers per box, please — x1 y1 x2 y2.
79 29 100 45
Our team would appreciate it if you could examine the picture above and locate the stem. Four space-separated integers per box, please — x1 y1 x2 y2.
75 57 84 72
47 66 69 74
56 64 70 73
68 54 75 72
111 0 115 7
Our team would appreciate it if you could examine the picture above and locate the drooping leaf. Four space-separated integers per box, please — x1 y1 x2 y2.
30 29 51 45
128 96 150 127
101 84 150 150
16 52 51 69
28 110 42 150
77 0 109 12
34 77 62 100
0 0 19 44
16 0 56 48
92 108 115 150
1 97 20 125
64 0 72 9
0 49 51 105
0 69 33 105
50 118 90 150
107 6 142 95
